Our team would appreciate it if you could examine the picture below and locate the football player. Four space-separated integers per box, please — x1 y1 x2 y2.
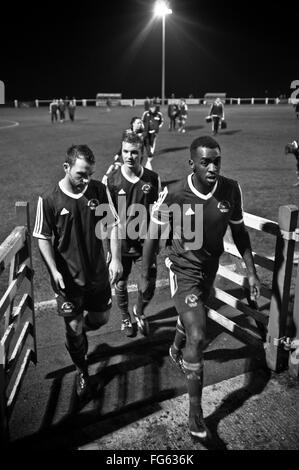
285 140 299 186
105 132 161 337
142 135 260 441
33 145 122 398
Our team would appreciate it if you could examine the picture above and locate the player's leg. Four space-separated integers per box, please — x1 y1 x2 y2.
83 281 112 332
63 309 90 398
294 159 299 186
133 256 157 336
114 257 134 337
165 257 186 371
180 301 210 440
169 265 216 440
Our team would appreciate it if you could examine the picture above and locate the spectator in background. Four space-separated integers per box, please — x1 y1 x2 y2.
106 98 112 112
144 96 151 111
178 98 188 133
153 96 161 111
208 97 225 135
295 102 299 119
58 98 66 123
68 97 77 122
49 99 58 123
285 140 299 186
168 101 179 131
142 102 164 170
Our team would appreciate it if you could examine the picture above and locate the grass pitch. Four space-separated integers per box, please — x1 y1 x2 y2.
0 104 298 301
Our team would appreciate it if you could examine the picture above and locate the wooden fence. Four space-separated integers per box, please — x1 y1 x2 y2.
206 204 299 376
0 202 37 444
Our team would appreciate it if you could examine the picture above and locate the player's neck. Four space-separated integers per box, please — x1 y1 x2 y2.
122 164 142 179
60 176 85 195
191 173 215 195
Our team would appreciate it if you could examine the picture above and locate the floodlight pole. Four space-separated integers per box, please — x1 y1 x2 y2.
161 14 165 108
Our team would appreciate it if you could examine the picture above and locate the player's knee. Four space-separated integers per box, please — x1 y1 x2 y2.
64 317 83 337
85 310 110 331
115 279 127 292
187 327 206 349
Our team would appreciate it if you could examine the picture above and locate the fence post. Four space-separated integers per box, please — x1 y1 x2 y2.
0 342 9 445
288 249 299 377
15 202 37 364
237 98 240 105
14 100 18 108
82 99 87 107
35 99 39 108
265 205 298 371
265 98 269 105
251 98 254 105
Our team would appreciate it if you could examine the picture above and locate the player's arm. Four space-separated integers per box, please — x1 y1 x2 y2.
105 185 123 284
33 196 65 292
37 238 65 291
230 222 260 301
159 112 164 128
142 186 170 280
109 224 122 284
229 183 260 300
221 104 225 120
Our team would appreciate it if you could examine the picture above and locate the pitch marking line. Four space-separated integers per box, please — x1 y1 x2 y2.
0 120 20 129
35 277 170 310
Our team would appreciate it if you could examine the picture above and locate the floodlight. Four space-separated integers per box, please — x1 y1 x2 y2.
154 1 172 18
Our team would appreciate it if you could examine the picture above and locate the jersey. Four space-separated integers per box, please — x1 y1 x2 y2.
209 102 224 118
33 179 118 288
151 174 243 271
107 165 160 257
142 110 164 134
178 102 188 119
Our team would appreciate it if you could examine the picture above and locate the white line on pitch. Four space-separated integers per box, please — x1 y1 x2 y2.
0 120 20 129
34 277 170 310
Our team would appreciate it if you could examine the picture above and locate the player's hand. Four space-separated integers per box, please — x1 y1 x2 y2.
109 258 123 285
52 269 65 293
248 273 261 301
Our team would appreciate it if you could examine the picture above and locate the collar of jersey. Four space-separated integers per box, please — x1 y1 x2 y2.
187 174 218 200
58 180 88 199
121 165 144 184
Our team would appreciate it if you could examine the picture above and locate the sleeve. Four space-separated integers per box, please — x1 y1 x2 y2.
33 196 55 239
104 185 120 227
159 112 164 127
151 185 172 226
229 183 244 225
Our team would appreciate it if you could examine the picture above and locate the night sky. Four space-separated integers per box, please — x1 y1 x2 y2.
1 0 297 101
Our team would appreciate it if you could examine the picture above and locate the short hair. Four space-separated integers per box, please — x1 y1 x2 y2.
65 145 95 166
130 116 141 128
121 131 143 147
190 135 221 157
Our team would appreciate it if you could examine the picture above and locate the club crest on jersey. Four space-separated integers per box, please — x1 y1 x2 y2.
61 301 75 314
217 200 231 213
185 294 198 308
87 198 100 210
141 183 152 194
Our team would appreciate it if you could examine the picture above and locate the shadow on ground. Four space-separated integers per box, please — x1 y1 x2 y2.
8 296 270 450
